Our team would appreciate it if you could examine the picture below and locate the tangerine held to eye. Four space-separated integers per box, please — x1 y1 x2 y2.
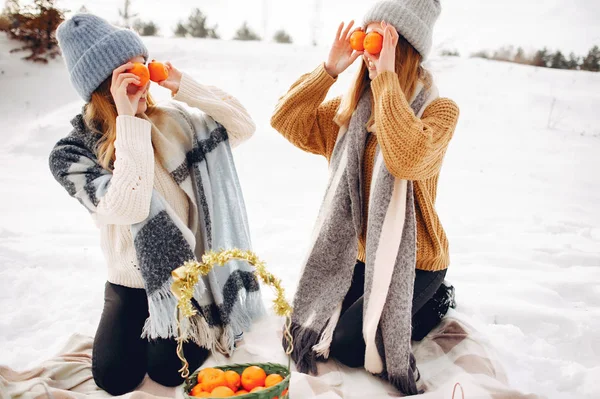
128 62 150 87
148 60 169 82
349 30 366 51
363 31 383 55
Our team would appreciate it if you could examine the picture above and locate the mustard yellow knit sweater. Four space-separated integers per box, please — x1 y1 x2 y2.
271 64 459 271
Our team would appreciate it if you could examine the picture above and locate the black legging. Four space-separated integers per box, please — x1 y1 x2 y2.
92 282 210 395
330 261 447 368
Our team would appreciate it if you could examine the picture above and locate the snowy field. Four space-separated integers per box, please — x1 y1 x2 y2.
1 35 600 399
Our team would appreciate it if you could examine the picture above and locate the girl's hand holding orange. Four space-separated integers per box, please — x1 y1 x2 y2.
324 21 364 78
374 21 398 74
157 61 183 95
148 60 169 82
128 63 150 87
126 60 182 95
110 62 145 117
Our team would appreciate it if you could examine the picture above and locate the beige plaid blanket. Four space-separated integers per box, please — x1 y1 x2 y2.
0 312 543 399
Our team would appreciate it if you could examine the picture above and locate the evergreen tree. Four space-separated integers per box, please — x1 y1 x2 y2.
492 46 513 62
581 45 600 72
133 19 159 36
440 49 459 57
532 48 549 67
514 47 528 64
234 21 260 41
566 52 580 70
185 8 219 39
549 50 568 69
174 21 187 37
273 29 292 44
470 50 490 59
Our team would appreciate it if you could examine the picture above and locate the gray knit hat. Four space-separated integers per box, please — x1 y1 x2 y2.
363 0 441 59
57 14 149 101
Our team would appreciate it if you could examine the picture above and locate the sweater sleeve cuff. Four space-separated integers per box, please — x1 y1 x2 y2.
173 73 215 104
310 62 338 91
115 115 152 149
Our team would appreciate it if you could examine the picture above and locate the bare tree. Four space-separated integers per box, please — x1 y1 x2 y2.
118 0 137 28
3 0 66 63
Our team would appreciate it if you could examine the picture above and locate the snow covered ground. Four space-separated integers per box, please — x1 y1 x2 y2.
1 35 600 399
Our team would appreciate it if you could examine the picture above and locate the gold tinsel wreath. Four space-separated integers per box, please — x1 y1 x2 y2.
170 249 294 378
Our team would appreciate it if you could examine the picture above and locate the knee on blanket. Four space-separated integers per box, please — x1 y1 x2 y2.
147 342 210 387
92 359 146 395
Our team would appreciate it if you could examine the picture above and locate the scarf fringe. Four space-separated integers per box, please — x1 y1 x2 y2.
286 321 321 375
141 281 184 340
220 290 265 356
142 279 264 355
312 304 341 359
183 314 223 351
375 353 422 396
140 281 221 353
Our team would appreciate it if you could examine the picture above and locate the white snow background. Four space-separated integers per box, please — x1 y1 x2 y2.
1 6 600 399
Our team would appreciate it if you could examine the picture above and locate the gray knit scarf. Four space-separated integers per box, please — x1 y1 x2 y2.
287 80 438 395
49 103 264 354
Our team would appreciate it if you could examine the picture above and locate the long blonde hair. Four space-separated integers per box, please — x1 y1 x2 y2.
84 77 156 170
334 34 424 127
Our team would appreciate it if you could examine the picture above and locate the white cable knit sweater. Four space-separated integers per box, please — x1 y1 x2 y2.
94 73 255 288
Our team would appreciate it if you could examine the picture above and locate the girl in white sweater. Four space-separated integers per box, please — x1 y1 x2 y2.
50 14 261 395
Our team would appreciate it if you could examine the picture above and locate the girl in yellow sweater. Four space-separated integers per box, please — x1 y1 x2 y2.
271 0 459 392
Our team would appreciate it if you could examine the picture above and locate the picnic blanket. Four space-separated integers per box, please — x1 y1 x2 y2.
0 311 543 399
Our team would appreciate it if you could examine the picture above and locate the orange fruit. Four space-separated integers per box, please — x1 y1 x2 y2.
224 370 241 392
265 374 284 388
190 384 211 397
364 31 383 55
148 60 169 82
250 387 264 393
197 367 218 384
349 30 366 52
241 366 267 392
235 390 249 396
200 368 227 393
197 369 206 384
210 386 235 397
128 62 149 87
